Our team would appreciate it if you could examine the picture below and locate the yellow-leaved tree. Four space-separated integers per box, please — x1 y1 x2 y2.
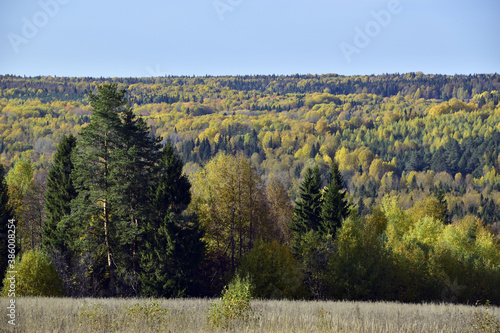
190 153 276 291
1 249 64 297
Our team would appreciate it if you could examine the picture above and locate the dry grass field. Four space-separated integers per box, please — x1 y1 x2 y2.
1 297 499 333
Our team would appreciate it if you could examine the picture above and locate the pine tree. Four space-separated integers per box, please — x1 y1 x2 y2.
42 134 77 252
320 162 350 237
0 164 14 288
69 83 161 295
139 142 204 297
68 85 123 294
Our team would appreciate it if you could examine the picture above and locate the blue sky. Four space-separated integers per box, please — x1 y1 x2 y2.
0 0 499 77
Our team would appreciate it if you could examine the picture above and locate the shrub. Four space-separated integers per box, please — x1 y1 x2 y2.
1 248 64 297
208 274 253 328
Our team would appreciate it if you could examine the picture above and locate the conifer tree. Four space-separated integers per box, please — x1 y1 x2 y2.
42 134 77 252
290 166 323 257
69 83 161 295
320 161 350 237
139 142 204 297
290 166 322 235
0 164 14 288
70 84 125 294
110 102 161 288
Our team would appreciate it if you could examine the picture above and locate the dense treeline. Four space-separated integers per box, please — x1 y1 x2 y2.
1 77 500 303
1 73 499 104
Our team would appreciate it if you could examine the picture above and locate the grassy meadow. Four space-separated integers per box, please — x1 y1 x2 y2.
1 297 499 332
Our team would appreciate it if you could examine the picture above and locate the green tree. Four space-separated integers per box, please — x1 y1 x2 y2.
70 84 125 295
42 134 77 253
320 161 350 237
69 83 160 295
139 142 204 297
110 99 162 291
0 164 14 288
291 166 322 235
445 138 461 174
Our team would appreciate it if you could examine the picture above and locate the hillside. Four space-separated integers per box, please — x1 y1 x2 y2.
1 73 499 224
2 74 500 302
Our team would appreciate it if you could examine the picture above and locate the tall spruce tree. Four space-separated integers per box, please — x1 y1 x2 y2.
291 166 323 235
290 166 323 256
109 102 161 291
0 164 14 288
320 161 350 237
43 134 77 252
139 142 204 297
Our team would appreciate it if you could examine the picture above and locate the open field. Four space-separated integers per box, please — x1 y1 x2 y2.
1 297 499 332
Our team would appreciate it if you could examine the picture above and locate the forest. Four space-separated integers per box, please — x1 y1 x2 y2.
1 73 500 304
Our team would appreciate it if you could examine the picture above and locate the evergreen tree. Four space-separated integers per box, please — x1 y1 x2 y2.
290 166 322 255
42 134 77 252
320 162 350 237
110 102 161 290
0 164 14 288
431 147 448 172
445 138 461 174
69 83 160 295
139 142 204 297
291 166 322 235
69 84 125 295
151 142 191 216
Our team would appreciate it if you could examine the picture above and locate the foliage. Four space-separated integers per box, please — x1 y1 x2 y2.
266 176 294 245
239 240 305 299
1 248 64 297
293 231 334 299
2 75 500 302
329 215 395 301
208 274 253 328
5 159 44 252
191 153 273 293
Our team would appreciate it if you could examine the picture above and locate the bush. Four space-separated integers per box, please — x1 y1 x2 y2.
1 248 64 297
208 274 253 328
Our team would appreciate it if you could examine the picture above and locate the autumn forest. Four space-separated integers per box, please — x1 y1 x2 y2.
1 73 500 304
